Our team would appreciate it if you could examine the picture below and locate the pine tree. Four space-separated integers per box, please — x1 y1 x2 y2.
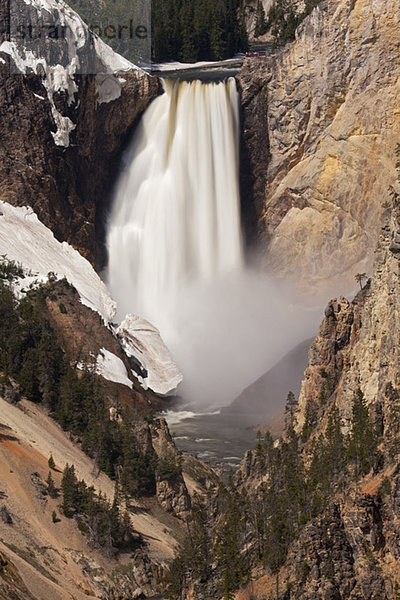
347 388 380 477
188 495 212 584
37 327 63 410
215 489 249 599
254 0 267 37
325 406 345 476
179 0 197 62
354 272 367 290
46 470 58 498
301 399 317 442
284 390 297 428
61 463 78 517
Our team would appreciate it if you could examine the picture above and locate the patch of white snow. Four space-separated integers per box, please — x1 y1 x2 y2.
0 201 116 322
96 348 133 388
117 314 183 396
5 0 139 141
93 36 136 73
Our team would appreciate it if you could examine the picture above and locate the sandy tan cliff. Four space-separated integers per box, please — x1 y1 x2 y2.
0 397 182 600
238 0 400 303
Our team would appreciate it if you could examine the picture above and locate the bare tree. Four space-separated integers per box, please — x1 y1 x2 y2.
355 273 367 290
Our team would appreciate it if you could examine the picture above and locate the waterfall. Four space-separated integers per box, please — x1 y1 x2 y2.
107 77 319 408
107 77 243 337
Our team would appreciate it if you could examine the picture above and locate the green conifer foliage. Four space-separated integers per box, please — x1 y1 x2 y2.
46 471 58 498
254 0 267 37
61 463 78 517
61 464 141 552
346 388 381 477
65 0 248 64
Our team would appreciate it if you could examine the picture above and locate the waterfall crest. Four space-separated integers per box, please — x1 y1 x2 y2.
106 77 243 335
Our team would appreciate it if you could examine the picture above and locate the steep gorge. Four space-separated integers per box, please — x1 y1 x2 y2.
168 164 400 600
1 0 400 597
231 186 400 600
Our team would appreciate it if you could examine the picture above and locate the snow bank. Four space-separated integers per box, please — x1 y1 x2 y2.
0 202 182 395
96 348 133 389
93 36 136 73
0 201 116 322
19 0 136 73
117 315 183 396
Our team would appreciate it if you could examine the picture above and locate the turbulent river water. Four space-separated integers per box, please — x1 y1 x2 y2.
162 409 257 469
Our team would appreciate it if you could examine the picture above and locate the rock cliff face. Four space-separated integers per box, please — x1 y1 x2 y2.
243 0 274 42
238 0 400 302
234 201 400 598
295 203 400 438
287 206 400 600
150 419 192 520
43 279 168 411
0 0 160 267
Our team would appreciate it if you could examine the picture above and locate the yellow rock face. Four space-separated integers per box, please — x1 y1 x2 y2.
246 0 400 304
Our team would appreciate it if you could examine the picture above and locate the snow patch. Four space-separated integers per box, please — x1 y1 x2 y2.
96 348 133 389
93 38 137 103
0 201 116 322
22 0 88 50
0 202 182 395
95 73 124 104
117 314 183 396
48 61 79 101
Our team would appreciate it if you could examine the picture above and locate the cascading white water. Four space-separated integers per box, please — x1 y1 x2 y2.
107 77 319 409
107 78 243 337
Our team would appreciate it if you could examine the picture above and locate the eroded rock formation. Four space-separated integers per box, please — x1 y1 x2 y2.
295 203 400 437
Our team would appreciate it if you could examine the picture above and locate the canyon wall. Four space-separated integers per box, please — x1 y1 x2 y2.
233 191 400 598
295 200 400 445
238 0 400 303
0 0 160 267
